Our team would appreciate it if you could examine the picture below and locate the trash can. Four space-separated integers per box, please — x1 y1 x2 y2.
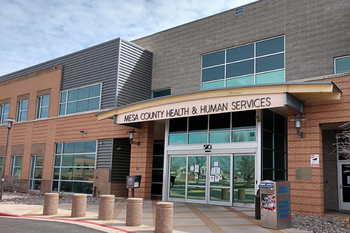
259 180 291 230
255 189 260 220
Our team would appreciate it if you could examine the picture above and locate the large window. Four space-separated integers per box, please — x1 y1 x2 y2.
152 88 171 98
0 103 10 124
37 95 50 119
29 155 44 190
11 156 22 178
335 55 350 74
168 111 256 145
53 141 96 194
59 84 101 115
201 36 285 90
262 109 287 180
17 99 28 122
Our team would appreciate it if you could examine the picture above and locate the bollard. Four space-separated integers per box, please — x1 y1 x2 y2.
98 195 115 220
155 202 173 233
71 194 87 217
126 198 143 226
43 193 59 215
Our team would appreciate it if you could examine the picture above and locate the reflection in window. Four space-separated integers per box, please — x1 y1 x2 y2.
335 55 350 74
53 141 96 194
168 111 256 145
17 99 28 122
201 36 285 90
169 157 186 198
59 84 101 115
29 155 44 190
0 103 10 124
11 156 22 177
37 95 50 119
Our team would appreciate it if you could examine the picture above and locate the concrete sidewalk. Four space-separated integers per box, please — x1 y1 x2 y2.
0 201 310 233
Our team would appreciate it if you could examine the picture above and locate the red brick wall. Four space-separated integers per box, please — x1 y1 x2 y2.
288 74 350 215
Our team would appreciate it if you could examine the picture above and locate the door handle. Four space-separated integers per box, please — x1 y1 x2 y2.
340 184 343 189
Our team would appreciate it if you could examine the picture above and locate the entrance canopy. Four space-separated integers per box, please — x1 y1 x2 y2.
97 82 341 124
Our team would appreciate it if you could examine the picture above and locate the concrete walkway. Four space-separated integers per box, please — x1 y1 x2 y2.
0 201 310 233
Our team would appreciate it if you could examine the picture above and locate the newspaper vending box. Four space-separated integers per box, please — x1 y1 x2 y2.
259 180 291 230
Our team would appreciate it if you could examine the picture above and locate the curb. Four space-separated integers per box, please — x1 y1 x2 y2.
0 212 134 233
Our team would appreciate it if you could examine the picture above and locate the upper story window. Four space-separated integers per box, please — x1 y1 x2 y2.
59 84 101 115
37 95 50 119
201 36 285 90
152 88 171 98
335 55 350 74
0 103 10 124
17 99 28 122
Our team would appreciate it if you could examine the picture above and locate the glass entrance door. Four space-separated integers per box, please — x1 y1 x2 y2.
233 155 255 204
187 156 207 202
339 162 350 210
168 154 255 206
208 155 231 204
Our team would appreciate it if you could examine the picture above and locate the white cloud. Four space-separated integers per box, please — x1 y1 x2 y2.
0 0 257 76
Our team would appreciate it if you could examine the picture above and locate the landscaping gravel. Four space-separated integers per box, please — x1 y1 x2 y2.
292 214 350 233
0 192 124 205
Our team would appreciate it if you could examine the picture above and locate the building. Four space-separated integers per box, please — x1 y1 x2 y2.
0 0 350 216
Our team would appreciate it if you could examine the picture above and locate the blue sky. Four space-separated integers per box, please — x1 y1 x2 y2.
0 0 256 76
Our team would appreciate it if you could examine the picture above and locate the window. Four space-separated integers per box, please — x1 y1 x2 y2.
59 84 101 115
11 156 22 177
29 155 44 190
0 157 3 175
335 55 350 74
17 99 28 122
53 141 96 194
262 110 287 180
152 88 171 98
0 103 10 124
37 95 50 119
201 36 285 90
168 111 256 145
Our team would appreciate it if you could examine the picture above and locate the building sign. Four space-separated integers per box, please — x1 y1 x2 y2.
310 154 320 167
117 93 286 124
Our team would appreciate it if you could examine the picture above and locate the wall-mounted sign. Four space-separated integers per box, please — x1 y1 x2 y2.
310 154 319 167
117 93 287 124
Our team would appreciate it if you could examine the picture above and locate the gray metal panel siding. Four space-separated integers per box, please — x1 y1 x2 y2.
0 38 121 109
116 40 153 107
111 138 131 183
96 139 113 169
132 0 350 93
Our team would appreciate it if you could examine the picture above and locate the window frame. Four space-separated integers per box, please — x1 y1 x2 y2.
36 95 50 119
168 111 257 145
10 155 22 178
201 36 285 90
29 155 44 190
16 99 29 122
334 55 350 74
59 83 102 116
0 157 3 175
0 103 10 125
152 88 171 99
52 141 97 194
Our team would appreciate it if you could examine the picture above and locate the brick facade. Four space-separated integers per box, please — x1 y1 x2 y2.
0 68 154 198
288 74 350 215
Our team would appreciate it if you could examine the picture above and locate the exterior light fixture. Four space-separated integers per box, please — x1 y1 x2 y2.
0 118 16 200
291 115 306 138
127 129 140 146
79 130 86 137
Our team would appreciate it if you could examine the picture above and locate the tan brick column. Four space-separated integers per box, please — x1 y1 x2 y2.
129 121 154 199
288 108 324 216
